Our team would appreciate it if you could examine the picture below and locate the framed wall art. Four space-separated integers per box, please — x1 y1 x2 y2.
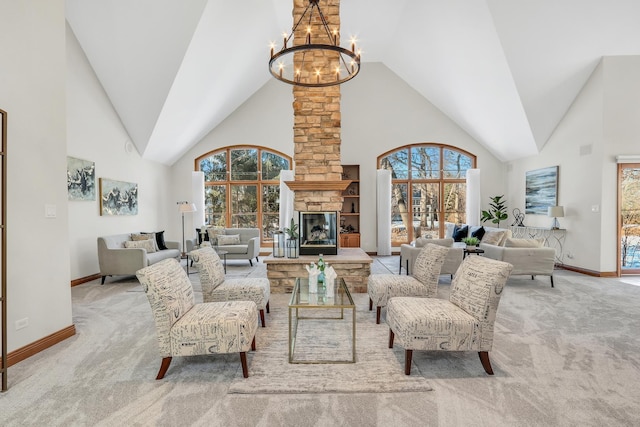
525 166 558 214
99 178 138 216
67 156 96 201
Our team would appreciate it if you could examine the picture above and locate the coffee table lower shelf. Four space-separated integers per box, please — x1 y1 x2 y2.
288 277 356 364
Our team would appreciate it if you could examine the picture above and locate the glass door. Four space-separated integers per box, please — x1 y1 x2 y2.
619 163 640 275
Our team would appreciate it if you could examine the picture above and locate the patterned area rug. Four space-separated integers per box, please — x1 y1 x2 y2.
228 293 433 394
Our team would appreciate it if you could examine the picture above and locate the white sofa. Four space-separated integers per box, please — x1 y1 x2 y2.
98 233 180 284
187 227 261 266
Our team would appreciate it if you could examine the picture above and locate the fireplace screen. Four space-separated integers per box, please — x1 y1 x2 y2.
299 211 338 255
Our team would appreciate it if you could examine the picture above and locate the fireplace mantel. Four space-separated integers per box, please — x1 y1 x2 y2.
284 180 351 192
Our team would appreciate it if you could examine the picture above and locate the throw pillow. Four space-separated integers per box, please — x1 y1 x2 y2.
470 226 486 240
132 233 159 252
504 238 543 248
452 225 469 242
207 227 226 245
482 230 506 246
217 234 241 246
140 231 168 251
124 239 156 253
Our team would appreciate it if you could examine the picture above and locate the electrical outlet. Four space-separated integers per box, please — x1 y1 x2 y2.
15 317 29 330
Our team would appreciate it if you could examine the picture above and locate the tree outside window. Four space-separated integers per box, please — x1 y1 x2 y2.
379 144 475 244
197 146 291 246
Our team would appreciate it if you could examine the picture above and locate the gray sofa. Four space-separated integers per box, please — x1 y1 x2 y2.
97 233 180 284
399 238 463 278
479 241 556 287
399 226 513 278
186 227 261 266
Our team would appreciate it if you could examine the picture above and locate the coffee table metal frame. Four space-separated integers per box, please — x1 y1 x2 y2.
288 277 356 364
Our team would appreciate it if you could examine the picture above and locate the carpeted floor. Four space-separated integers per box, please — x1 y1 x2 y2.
1 257 640 426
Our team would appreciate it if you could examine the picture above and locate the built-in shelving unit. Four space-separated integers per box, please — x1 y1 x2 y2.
1 109 7 391
340 164 360 248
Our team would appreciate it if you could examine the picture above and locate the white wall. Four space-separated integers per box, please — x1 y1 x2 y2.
170 62 506 253
342 63 506 251
0 0 72 351
66 24 174 280
507 56 640 273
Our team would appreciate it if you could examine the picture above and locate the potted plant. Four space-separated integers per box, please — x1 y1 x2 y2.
462 236 480 247
284 218 299 258
481 195 509 227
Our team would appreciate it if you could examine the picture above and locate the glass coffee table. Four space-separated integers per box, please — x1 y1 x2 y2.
289 277 356 364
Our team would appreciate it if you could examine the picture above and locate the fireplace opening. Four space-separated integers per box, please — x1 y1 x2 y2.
299 211 338 255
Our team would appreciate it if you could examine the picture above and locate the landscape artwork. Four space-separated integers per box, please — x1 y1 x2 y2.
99 178 138 216
67 157 96 201
525 166 558 214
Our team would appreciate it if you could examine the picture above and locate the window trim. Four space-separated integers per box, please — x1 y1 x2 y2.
195 145 292 247
378 143 476 243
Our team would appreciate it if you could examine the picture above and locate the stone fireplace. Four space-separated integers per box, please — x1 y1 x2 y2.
264 0 372 294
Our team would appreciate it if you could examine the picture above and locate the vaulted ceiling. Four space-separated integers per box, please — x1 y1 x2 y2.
65 0 640 165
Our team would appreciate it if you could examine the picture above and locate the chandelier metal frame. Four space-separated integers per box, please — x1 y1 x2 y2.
268 0 361 87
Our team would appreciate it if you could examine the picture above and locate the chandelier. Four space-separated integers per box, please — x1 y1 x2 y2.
269 0 361 87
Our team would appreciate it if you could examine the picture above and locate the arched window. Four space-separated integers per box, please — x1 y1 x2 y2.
195 146 292 246
378 144 476 244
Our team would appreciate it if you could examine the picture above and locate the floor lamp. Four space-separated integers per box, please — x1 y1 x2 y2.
178 201 197 256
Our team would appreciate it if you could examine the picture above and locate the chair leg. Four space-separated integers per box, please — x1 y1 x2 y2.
398 256 402 275
531 275 535 280
101 276 106 285
251 336 256 351
256 256 259 263
388 329 394 348
266 301 270 313
156 357 172 380
249 259 253 266
406 259 410 276
550 275 554 288
478 351 494 375
240 352 249 378
404 350 413 375
259 309 266 327
376 307 381 324
369 298 373 311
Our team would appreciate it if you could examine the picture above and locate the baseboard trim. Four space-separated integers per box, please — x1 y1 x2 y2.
1 324 76 368
558 264 617 277
71 273 101 287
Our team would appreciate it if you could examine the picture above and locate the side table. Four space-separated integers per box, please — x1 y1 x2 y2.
216 249 228 273
463 247 484 258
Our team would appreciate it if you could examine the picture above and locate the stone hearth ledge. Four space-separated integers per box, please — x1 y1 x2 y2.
264 248 372 294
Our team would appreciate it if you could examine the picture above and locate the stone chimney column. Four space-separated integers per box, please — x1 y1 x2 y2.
291 0 344 212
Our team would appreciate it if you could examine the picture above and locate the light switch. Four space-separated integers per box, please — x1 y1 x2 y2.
45 204 57 218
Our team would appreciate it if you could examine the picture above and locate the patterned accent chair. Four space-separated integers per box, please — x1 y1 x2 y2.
368 244 450 324
190 247 271 327
386 255 513 375
136 258 258 379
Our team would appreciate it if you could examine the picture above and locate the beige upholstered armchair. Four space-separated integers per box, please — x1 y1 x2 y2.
136 258 258 379
368 243 450 324
386 255 513 375
190 247 271 327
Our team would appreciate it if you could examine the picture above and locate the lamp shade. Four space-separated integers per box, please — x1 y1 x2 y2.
179 203 197 214
547 206 564 218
